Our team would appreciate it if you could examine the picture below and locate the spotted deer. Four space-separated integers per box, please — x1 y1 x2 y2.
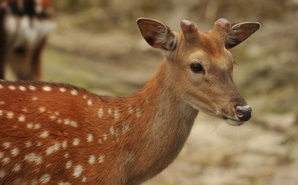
0 0 55 80
0 17 260 184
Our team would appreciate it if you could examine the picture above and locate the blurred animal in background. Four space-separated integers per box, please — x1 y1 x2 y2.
0 0 55 80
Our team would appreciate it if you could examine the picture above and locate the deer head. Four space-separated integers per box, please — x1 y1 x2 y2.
138 18 260 126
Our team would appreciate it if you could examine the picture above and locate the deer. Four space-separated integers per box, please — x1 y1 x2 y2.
0 0 55 80
0 17 260 184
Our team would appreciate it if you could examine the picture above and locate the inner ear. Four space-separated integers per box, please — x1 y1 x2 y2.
137 18 177 51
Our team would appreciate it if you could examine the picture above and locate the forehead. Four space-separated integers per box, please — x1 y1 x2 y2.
177 30 229 58
198 31 225 57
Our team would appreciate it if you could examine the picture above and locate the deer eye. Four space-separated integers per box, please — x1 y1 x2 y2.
190 63 204 73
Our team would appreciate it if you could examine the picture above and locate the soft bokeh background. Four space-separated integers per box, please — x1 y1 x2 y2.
18 0 298 184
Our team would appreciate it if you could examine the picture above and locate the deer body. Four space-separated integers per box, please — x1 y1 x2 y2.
0 0 55 80
0 18 259 184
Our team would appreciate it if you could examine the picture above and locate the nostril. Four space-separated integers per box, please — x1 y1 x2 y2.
235 105 252 121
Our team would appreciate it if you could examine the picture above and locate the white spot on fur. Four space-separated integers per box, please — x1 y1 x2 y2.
122 122 130 132
82 176 87 182
58 182 71 185
34 123 41 129
39 106 46 113
125 151 134 163
18 86 26 91
28 85 37 91
45 143 61 155
65 160 72 169
2 157 10 165
73 165 83 178
98 108 104 118
63 119 77 127
42 86 52 91
70 89 78 96
64 119 70 125
73 138 80 146
103 134 108 141
128 105 133 114
25 141 33 148
24 153 42 165
108 108 112 114
115 129 120 140
136 108 142 117
62 140 68 148
3 142 11 149
114 109 120 120
32 96 38 101
11 147 19 157
64 153 69 159
87 99 93 106
88 155 96 165
8 85 16 90
40 174 51 184
59 88 66 92
18 115 25 122
70 121 78 127
27 123 33 129
49 115 56 120
6 111 14 119
98 155 105 163
12 163 21 172
40 131 49 138
109 126 115 135
0 84 3 89
87 134 93 142
0 152 4 159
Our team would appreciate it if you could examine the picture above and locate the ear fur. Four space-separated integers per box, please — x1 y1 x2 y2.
225 22 260 49
137 18 177 51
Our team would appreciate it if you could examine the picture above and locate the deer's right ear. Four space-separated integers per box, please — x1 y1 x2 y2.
137 18 177 51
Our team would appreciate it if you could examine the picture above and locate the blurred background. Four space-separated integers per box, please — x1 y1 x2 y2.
15 0 298 184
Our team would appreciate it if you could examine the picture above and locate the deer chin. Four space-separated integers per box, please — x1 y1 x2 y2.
188 103 245 126
223 117 245 126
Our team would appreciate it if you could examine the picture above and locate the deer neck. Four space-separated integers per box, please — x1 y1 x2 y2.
125 60 198 183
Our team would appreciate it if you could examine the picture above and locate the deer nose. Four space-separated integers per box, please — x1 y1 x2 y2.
235 105 252 121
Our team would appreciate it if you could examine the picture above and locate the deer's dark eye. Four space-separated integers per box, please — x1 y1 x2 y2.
190 63 204 73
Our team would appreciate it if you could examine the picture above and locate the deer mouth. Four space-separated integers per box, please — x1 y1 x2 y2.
222 116 245 126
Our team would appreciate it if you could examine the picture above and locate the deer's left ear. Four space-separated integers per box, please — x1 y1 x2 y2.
137 18 177 51
225 22 260 49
